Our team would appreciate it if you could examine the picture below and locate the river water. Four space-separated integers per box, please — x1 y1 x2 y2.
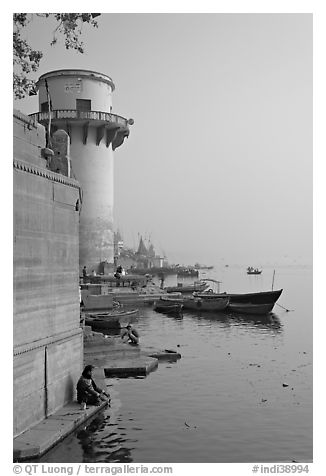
37 265 313 463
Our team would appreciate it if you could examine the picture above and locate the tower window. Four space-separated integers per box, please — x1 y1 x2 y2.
41 101 49 112
76 99 92 111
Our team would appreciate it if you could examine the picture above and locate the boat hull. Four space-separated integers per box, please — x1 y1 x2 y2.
84 309 139 328
161 296 229 312
153 301 183 313
226 302 275 315
195 289 283 305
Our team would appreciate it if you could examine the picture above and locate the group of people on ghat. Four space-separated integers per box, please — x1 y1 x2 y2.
114 265 126 286
82 264 127 286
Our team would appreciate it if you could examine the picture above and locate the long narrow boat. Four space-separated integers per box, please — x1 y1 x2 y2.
161 295 229 312
194 289 283 305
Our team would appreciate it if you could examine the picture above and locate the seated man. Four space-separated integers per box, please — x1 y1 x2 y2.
76 365 110 407
121 324 140 345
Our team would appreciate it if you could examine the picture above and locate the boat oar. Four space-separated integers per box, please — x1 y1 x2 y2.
275 302 293 312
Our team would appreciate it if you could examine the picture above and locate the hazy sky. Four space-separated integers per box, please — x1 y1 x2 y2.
14 13 312 266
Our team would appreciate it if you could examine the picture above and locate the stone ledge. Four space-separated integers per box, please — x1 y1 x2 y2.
13 400 108 461
83 333 181 376
13 367 108 462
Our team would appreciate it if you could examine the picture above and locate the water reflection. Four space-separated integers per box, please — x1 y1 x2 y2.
227 312 282 332
152 309 184 321
186 310 282 333
76 410 134 463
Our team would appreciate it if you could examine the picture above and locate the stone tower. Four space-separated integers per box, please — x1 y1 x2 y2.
30 69 133 273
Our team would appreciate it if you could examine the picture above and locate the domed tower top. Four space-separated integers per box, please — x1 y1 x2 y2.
36 69 116 112
30 68 133 150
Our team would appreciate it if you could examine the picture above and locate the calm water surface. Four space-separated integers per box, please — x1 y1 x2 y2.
38 266 313 463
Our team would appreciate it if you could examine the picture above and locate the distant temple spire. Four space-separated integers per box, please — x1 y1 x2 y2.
114 229 123 243
136 235 148 256
148 242 155 258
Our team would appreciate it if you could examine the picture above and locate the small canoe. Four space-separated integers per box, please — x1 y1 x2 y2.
153 300 183 314
227 302 275 315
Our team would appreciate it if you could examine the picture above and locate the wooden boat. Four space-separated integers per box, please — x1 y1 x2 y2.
226 302 275 315
194 263 214 270
165 281 209 294
153 300 183 314
247 267 262 275
161 295 229 312
195 289 283 305
84 308 139 329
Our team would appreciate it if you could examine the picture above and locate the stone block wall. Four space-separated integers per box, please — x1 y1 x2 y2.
13 110 47 167
13 111 83 437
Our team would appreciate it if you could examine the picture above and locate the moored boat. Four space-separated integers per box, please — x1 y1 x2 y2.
153 300 183 314
161 295 229 312
84 308 139 329
195 289 283 305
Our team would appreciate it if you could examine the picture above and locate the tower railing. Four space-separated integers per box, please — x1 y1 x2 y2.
29 110 130 127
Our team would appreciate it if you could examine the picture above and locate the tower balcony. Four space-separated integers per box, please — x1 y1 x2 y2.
29 109 134 150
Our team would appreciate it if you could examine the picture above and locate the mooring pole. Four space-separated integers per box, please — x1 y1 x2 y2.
272 269 275 290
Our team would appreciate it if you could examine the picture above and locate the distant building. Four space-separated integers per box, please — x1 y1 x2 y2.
152 256 165 268
113 230 124 261
115 235 165 270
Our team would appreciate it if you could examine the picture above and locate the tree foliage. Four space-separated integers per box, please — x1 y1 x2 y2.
13 13 100 99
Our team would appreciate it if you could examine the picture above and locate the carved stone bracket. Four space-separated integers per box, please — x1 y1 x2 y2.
106 127 119 148
96 125 105 146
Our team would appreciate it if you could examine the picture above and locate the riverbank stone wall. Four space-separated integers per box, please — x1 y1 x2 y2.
13 110 83 437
